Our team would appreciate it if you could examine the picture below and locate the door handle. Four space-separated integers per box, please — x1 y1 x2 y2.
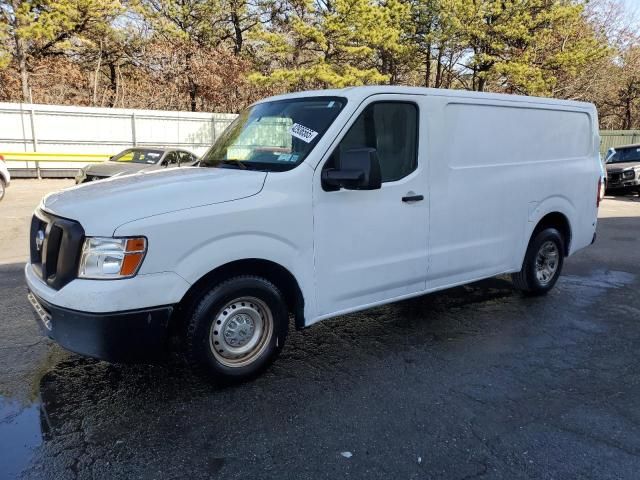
402 194 424 203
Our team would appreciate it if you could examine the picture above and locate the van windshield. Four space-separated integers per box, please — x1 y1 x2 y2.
200 97 346 172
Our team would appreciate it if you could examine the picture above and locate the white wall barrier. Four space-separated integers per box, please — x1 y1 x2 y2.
0 102 237 177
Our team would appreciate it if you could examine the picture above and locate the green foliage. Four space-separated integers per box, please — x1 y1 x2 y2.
448 0 609 94
7 0 123 55
250 0 415 89
133 0 224 46
0 20 10 68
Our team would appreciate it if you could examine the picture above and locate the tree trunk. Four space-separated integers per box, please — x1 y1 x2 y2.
425 42 431 87
380 51 393 83
92 43 102 106
108 62 117 107
189 78 197 112
185 51 197 111
435 47 443 88
14 33 30 102
231 9 243 55
623 93 632 130
17 45 29 102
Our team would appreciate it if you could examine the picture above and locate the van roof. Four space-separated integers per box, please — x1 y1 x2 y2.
258 85 595 110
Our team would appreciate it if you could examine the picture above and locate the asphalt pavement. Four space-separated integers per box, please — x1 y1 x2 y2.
1 182 639 479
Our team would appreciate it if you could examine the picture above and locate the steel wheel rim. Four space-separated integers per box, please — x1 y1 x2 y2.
535 240 559 285
209 296 273 368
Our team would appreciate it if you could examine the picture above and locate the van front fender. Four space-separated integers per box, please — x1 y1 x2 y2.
173 232 316 320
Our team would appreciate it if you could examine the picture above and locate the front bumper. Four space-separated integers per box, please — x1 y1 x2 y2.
25 263 190 313
28 290 173 362
606 179 640 191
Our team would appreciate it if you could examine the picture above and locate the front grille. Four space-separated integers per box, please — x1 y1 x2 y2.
30 210 85 290
609 172 622 183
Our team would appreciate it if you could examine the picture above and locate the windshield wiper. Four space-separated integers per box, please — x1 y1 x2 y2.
205 159 270 171
207 159 248 169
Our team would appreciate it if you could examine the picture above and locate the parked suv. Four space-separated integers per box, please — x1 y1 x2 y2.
604 144 640 194
0 154 10 201
26 87 601 381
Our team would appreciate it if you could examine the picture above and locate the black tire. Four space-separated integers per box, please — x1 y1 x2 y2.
512 228 565 296
0 178 5 202
185 275 288 381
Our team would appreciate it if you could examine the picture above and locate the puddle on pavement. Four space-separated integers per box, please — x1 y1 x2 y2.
559 269 636 307
563 269 635 289
0 344 69 478
560 269 636 307
0 396 43 479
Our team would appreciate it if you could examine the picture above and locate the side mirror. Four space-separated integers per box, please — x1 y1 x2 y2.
322 148 382 191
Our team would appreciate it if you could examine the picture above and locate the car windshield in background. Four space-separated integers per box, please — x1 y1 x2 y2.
200 97 346 172
111 149 164 164
607 146 640 164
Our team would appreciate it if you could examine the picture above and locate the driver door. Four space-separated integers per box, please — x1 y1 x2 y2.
312 97 429 317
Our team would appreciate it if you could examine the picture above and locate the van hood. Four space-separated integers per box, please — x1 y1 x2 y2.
42 167 266 235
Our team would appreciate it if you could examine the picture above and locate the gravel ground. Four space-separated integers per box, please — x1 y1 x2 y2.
1 180 639 479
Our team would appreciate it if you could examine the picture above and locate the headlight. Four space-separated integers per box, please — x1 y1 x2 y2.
78 237 147 279
623 170 635 179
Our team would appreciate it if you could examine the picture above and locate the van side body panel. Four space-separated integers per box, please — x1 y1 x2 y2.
425 96 598 291
307 91 599 324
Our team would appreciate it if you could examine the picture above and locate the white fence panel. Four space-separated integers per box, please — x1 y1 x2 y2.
0 102 237 177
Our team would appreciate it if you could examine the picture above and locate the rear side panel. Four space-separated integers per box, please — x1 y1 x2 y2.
425 96 598 291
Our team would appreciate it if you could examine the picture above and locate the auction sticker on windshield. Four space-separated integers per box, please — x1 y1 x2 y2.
290 123 318 143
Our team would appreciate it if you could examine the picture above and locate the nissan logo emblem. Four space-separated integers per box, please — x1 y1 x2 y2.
35 230 45 251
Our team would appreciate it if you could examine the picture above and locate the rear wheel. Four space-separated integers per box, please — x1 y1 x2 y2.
0 178 5 201
512 228 564 295
185 275 289 381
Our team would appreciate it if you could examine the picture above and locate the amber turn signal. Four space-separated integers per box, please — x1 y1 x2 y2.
126 237 146 252
120 237 147 276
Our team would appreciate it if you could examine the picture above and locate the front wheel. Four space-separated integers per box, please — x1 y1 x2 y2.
185 276 289 381
512 228 564 295
0 178 5 201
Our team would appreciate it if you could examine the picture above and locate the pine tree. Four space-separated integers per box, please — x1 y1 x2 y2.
1 0 122 102
249 0 414 89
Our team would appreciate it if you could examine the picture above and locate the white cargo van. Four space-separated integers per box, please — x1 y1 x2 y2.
25 86 601 380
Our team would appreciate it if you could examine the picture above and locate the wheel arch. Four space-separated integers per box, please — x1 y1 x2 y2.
173 258 306 334
530 211 572 256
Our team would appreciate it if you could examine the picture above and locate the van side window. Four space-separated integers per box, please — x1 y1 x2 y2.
332 102 418 183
